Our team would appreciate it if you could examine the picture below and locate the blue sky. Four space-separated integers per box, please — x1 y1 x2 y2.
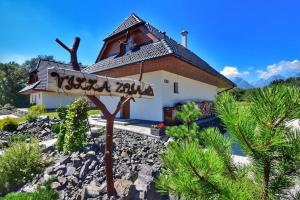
0 0 299 82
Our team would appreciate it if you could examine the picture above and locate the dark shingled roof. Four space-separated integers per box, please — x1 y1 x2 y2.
104 13 145 41
19 60 74 93
83 14 234 87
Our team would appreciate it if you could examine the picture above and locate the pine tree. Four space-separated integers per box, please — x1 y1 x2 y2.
157 85 300 200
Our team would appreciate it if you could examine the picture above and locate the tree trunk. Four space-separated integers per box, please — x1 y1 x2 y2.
262 159 270 200
105 116 115 197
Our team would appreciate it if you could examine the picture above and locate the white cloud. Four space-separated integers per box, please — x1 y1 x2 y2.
0 54 33 64
220 66 249 78
257 60 300 79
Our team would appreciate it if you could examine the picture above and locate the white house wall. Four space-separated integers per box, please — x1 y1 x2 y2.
98 71 163 121
39 92 79 109
160 70 218 107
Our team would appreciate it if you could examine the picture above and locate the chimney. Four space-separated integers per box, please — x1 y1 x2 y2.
181 30 188 48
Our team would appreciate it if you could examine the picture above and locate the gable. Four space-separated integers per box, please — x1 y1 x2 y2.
98 25 159 61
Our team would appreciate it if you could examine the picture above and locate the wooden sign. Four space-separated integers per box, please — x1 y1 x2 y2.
47 67 154 98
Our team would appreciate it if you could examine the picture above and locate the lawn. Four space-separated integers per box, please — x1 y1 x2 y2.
14 109 101 124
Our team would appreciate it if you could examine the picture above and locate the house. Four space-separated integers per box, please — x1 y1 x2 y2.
19 60 80 108
20 13 235 122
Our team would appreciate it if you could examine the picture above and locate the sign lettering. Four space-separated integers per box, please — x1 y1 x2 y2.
47 67 154 98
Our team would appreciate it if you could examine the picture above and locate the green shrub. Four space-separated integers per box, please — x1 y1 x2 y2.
0 178 59 200
0 117 18 132
51 124 60 134
56 123 66 152
7 134 30 146
63 97 89 154
0 140 43 193
25 104 46 122
56 105 67 120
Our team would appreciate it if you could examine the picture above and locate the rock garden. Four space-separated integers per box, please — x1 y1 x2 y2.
0 98 168 200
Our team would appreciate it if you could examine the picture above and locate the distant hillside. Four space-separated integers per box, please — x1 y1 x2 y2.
252 74 285 88
229 77 253 89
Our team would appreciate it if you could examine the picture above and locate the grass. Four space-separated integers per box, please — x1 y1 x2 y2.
87 109 101 116
14 109 100 124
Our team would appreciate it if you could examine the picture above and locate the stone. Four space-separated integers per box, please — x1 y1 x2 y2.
58 176 67 188
51 181 62 190
85 150 97 160
71 157 82 168
114 179 139 200
121 151 128 158
85 180 101 198
60 156 71 165
79 161 91 180
0 140 9 148
66 166 76 176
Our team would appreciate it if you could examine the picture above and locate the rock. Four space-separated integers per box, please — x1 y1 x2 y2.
60 156 71 165
121 151 128 158
66 166 76 176
54 164 66 173
58 176 67 188
0 140 8 148
99 182 107 194
79 161 91 180
37 115 49 122
85 180 101 198
71 157 82 168
41 144 55 153
51 181 62 190
85 150 97 160
114 179 139 200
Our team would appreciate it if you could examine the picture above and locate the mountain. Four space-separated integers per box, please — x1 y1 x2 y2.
229 77 254 89
253 74 285 87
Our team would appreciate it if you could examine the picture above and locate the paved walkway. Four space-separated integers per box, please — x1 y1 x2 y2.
89 117 159 138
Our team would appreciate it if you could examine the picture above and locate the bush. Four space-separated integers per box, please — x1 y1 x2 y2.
56 105 67 120
25 104 46 122
7 134 30 146
0 117 18 132
0 178 59 200
63 97 89 154
0 140 43 194
157 86 300 199
56 123 66 152
51 124 60 134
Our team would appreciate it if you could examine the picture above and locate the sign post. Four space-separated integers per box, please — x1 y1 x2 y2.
53 37 154 197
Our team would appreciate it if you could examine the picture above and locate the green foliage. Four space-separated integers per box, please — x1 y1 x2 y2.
0 177 59 200
158 85 300 200
270 77 300 88
51 124 60 134
56 123 66 152
25 104 46 122
167 102 201 142
21 55 57 72
0 117 18 132
62 97 89 154
56 105 67 120
87 109 101 116
0 62 29 107
7 134 30 146
0 140 43 193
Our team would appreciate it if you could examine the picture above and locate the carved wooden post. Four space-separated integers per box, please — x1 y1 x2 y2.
55 37 130 197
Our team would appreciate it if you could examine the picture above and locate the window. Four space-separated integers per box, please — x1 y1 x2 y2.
164 79 169 83
174 82 179 94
